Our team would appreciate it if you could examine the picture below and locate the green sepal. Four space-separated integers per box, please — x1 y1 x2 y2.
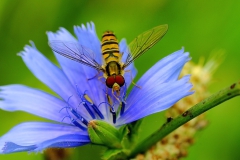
88 120 122 149
118 124 130 149
101 149 127 160
126 119 142 142
101 120 142 160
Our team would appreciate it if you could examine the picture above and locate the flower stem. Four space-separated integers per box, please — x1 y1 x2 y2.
129 80 240 158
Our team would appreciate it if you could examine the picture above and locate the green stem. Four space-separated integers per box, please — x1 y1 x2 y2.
129 81 240 158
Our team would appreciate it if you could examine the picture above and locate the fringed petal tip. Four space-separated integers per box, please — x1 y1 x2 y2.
181 74 194 94
73 22 99 46
47 27 76 42
88 21 95 31
0 122 89 154
74 22 95 34
0 142 36 154
17 41 37 57
179 47 191 62
1 137 90 154
49 25 96 42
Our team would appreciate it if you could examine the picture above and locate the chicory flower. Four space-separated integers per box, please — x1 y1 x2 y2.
0 22 193 153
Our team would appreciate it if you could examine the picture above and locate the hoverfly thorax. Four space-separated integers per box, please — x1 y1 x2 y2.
106 61 121 76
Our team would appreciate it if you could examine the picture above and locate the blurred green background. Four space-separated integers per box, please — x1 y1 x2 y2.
0 0 240 160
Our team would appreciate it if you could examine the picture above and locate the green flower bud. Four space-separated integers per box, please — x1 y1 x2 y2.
88 120 122 149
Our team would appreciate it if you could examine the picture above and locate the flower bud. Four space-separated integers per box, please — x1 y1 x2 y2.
88 120 122 149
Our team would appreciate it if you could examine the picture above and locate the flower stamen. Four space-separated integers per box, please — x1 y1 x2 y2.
99 101 116 124
119 86 127 115
62 116 86 130
75 86 105 120
106 93 117 123
60 96 89 128
79 101 96 119
83 94 104 119
120 101 126 116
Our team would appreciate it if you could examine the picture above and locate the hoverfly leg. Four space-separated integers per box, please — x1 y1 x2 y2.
88 71 106 85
97 76 106 84
112 88 121 104
87 71 100 81
98 76 104 80
131 80 141 89
125 69 141 89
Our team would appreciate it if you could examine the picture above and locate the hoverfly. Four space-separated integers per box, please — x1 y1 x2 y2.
49 24 168 97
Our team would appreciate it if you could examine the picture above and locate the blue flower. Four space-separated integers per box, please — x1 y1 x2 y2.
0 22 193 154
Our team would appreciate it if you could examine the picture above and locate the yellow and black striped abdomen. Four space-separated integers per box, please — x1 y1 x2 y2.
101 31 122 64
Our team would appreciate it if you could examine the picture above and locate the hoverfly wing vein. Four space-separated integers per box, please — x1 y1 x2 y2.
49 41 104 71
122 24 168 69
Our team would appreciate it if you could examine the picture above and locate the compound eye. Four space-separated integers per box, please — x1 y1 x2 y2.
106 76 115 88
115 75 125 87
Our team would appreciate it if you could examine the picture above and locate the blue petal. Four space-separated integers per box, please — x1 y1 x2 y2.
0 122 88 153
138 47 189 84
128 48 190 104
34 134 90 152
18 42 81 107
119 39 137 88
1 142 36 154
0 85 72 124
47 25 107 117
74 22 102 64
117 75 193 125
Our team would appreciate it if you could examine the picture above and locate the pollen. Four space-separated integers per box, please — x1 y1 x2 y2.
88 120 98 129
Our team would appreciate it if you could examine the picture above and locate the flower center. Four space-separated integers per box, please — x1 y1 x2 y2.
61 84 128 129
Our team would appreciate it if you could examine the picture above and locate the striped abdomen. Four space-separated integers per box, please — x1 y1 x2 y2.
101 31 122 64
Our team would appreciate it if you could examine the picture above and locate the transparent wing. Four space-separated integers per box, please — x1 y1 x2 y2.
49 41 104 71
123 24 168 69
